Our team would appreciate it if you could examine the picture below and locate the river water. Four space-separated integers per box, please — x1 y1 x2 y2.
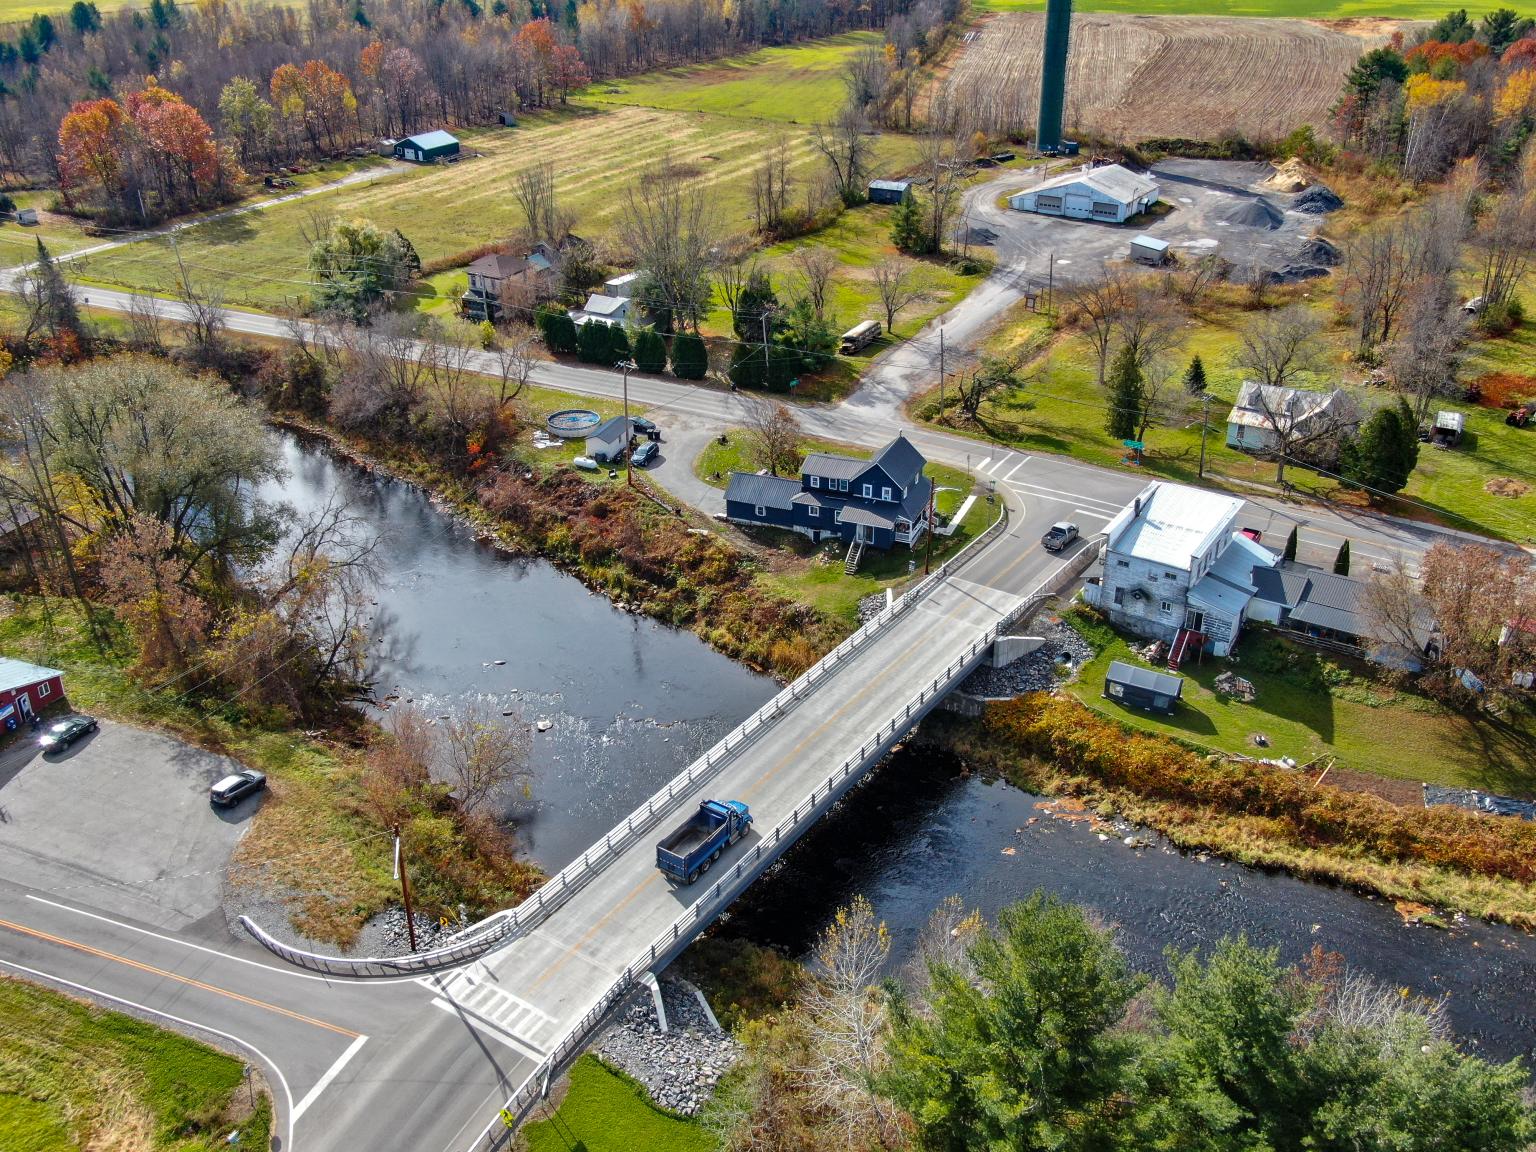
267 433 1536 1065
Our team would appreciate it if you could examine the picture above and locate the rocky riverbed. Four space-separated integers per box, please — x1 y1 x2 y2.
960 615 1095 697
593 978 741 1116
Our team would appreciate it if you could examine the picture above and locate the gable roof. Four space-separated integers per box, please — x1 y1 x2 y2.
1106 660 1183 696
1227 381 1344 431
467 250 552 281
802 452 867 482
401 129 458 150
1106 482 1244 570
872 434 926 483
580 293 628 317
726 471 800 511
588 415 632 443
1033 163 1158 206
1251 564 1310 608
0 657 62 695
869 179 912 193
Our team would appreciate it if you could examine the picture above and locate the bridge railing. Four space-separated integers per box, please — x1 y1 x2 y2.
243 500 1010 977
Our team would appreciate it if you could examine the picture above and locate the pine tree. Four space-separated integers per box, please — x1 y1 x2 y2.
576 319 611 364
1182 353 1207 395
28 238 81 341
1104 345 1142 441
608 324 631 361
1283 526 1298 563
891 194 927 255
1338 398 1419 498
1333 540 1351 575
670 331 708 380
632 327 667 374
536 307 578 355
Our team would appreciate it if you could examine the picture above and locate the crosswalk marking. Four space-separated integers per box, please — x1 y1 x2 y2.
420 968 559 1056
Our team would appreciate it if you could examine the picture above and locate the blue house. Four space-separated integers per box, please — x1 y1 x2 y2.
723 434 932 551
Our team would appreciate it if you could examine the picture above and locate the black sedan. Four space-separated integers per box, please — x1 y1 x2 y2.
38 714 97 753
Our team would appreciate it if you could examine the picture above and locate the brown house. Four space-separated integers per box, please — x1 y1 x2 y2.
460 243 557 322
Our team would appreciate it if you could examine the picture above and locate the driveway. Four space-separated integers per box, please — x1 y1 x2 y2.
0 719 258 932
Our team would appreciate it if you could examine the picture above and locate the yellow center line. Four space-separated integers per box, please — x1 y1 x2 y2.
0 917 361 1038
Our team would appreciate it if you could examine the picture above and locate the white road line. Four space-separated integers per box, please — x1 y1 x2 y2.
977 457 992 472
1007 480 1125 510
293 1032 369 1121
24 894 453 986
1072 508 1113 521
1000 458 1028 483
431 997 547 1061
0 955 296 1152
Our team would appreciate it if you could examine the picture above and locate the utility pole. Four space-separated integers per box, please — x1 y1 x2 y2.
393 825 418 951
1197 392 1212 479
760 310 772 384
616 358 637 487
938 328 946 411
1047 251 1055 314
923 488 936 574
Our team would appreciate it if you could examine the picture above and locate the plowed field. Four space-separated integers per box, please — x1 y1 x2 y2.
935 13 1397 142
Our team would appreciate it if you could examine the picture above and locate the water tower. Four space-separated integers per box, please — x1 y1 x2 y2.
1036 0 1077 155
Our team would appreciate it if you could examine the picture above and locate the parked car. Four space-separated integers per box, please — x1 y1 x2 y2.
1041 521 1079 552
38 714 97 752
629 417 657 435
631 441 659 467
210 769 267 807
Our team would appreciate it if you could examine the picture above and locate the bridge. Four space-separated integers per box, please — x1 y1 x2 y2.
240 505 1101 1148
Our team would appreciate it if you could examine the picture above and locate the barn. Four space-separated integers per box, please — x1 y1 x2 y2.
1103 660 1183 713
0 657 64 732
1008 164 1159 223
393 130 460 164
868 180 913 205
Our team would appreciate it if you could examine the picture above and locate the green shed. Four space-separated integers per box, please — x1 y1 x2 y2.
394 130 460 164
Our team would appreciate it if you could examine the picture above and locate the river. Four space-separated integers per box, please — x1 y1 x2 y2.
268 433 1536 1066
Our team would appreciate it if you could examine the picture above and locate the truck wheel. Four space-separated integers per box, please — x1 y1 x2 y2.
700 857 711 874
686 870 698 884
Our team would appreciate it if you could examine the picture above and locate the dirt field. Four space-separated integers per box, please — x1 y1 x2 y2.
934 13 1396 142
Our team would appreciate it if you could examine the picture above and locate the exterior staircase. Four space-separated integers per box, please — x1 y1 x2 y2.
1168 628 1204 672
844 538 865 575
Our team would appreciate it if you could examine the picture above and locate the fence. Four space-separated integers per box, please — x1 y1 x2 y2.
242 502 1011 978
469 539 1072 1151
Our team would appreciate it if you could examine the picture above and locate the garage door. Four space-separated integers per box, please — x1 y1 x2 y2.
1036 194 1063 212
1063 193 1093 219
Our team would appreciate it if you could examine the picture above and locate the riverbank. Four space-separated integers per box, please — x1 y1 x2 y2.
925 694 1536 929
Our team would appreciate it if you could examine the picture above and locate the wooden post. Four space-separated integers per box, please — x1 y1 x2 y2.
394 826 417 952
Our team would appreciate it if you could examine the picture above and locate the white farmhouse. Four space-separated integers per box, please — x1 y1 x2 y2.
1225 381 1354 456
1008 163 1159 223
1084 482 1278 663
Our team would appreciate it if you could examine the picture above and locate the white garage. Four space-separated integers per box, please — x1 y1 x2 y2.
1009 163 1159 224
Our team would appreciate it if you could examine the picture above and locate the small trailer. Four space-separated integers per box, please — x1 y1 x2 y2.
656 799 752 884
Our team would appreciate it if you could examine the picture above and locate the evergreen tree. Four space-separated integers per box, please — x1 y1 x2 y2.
632 326 667 373
1283 526 1298 563
608 324 630 361
670 330 708 379
1182 353 1207 395
1339 398 1419 498
728 338 799 392
732 269 780 343
1104 344 1142 441
27 239 81 341
891 193 927 255
535 306 578 355
576 319 612 364
1334 539 1351 576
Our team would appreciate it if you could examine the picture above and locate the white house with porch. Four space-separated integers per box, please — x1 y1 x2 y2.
1083 481 1278 665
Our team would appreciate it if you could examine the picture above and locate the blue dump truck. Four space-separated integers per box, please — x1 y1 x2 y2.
656 799 752 884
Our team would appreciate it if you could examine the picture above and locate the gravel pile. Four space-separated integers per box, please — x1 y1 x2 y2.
857 592 888 624
1220 198 1283 230
594 979 741 1116
358 906 457 955
960 617 1095 697
1292 183 1343 213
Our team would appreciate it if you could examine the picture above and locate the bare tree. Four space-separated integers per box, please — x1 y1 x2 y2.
841 45 890 112
811 102 874 208
955 353 1025 423
1475 181 1536 312
1244 260 1275 309
1387 280 1467 423
1112 280 1183 370
124 291 168 355
511 160 563 244
1231 304 1328 389
1362 555 1437 670
871 257 929 332
789 247 838 321
1171 252 1228 308
1345 184 1467 359
740 393 803 477
619 157 719 332
751 136 794 237
171 248 228 368
713 243 759 320
486 324 537 407
919 131 966 255
1133 359 1179 450
1069 268 1129 385
437 700 531 816
1239 380 1359 484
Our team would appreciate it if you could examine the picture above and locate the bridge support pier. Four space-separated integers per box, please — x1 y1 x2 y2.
640 971 669 1034
990 635 1045 668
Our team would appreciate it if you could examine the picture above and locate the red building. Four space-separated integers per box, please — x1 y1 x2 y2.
0 657 65 732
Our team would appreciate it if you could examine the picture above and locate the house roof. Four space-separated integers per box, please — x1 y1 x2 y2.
840 505 895 529
802 452 868 482
869 179 912 192
1287 570 1371 637
0 656 62 695
872 433 926 484
1130 234 1169 251
1251 564 1310 607
1032 163 1158 206
1188 571 1253 617
1189 533 1277 617
1227 381 1342 431
1106 660 1183 696
1106 482 1244 571
580 293 628 317
726 472 800 511
401 130 458 150
588 416 632 443
467 250 551 281
1434 410 1465 432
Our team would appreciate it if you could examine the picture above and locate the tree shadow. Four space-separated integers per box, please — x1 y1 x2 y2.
187 212 257 247
1448 705 1536 798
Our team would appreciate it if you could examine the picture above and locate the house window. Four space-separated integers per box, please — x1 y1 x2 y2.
839 479 849 492
1113 588 1124 606
882 487 892 501
809 505 820 518
37 682 50 698
1115 559 1129 568
1165 571 1180 580
862 484 873 498
810 476 821 488
755 505 766 517
834 510 842 524
1108 682 1124 698
1160 600 1174 613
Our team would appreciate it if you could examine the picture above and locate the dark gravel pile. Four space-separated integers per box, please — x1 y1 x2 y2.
1292 184 1343 213
593 979 741 1116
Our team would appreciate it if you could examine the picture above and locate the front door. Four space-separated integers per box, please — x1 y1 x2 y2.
1185 610 1205 633
17 693 33 722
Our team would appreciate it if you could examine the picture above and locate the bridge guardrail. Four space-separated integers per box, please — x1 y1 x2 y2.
472 524 1068 1149
243 500 1010 977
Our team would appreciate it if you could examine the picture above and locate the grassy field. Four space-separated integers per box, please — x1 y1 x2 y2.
77 108 919 312
1063 609 1536 796
520 1056 715 1152
0 191 96 270
971 0 1503 15
0 975 272 1152
586 32 879 124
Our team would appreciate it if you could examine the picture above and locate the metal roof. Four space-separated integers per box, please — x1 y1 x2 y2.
1251 564 1310 607
580 293 628 317
1188 571 1252 617
1130 234 1169 251
1030 163 1158 206
801 452 868 482
1107 482 1243 570
839 505 895 529
1434 410 1465 432
1227 381 1343 431
1106 660 1183 696
725 472 800 511
872 434 926 485
869 180 912 192
401 130 458 150
588 416 632 443
0 657 62 695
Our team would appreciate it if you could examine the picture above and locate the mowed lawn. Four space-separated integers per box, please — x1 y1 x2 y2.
0 976 271 1152
78 106 920 312
0 191 96 271
521 1056 714 1152
972 0 1508 15
585 31 881 123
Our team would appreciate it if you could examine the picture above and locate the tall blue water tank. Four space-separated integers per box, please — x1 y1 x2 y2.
1037 0 1072 152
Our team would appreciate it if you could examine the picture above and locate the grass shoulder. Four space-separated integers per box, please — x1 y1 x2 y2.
518 1055 715 1152
0 974 273 1152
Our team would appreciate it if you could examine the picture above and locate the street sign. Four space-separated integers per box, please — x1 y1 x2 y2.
499 1109 516 1129
1122 440 1144 450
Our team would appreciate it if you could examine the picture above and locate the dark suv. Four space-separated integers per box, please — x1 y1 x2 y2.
210 770 267 807
38 714 97 753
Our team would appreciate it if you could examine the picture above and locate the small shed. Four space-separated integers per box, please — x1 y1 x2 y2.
1129 234 1169 266
16 207 39 225
1431 410 1465 446
497 111 518 127
393 130 460 164
0 657 64 731
586 416 634 463
1103 660 1183 713
868 180 913 205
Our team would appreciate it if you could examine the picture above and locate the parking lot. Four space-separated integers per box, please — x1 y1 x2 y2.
0 718 259 931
